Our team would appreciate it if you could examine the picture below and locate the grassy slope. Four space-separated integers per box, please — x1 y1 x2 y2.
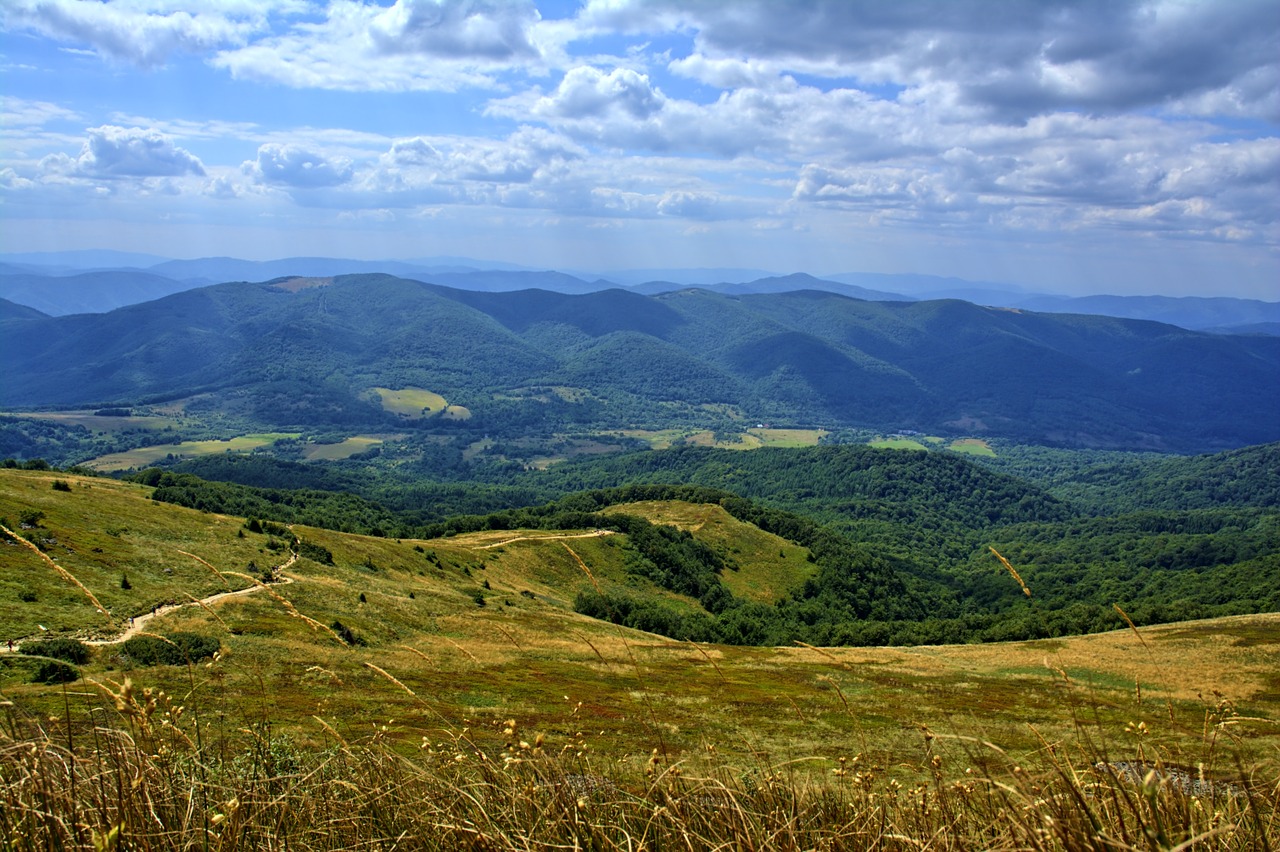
2 469 1277 780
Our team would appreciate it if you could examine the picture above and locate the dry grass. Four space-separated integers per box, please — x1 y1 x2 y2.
3 470 1278 847
1 663 1275 851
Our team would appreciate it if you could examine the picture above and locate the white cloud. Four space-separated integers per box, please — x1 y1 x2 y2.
37 125 206 178
0 0 273 67
368 0 540 59
578 0 1280 122
1 96 80 127
212 0 551 92
244 143 353 188
536 66 664 119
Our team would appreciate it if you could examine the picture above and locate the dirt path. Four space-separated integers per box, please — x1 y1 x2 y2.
3 552 299 652
476 530 615 549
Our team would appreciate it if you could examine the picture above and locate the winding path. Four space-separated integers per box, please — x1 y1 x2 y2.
3 552 298 651
476 530 615 549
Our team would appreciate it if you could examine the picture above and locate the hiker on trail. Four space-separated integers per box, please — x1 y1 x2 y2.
6 639 11 652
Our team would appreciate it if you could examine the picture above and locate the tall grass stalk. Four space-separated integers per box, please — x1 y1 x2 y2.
2 682 1273 850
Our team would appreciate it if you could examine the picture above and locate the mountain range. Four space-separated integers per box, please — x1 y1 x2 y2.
3 273 1277 452
2 252 1277 334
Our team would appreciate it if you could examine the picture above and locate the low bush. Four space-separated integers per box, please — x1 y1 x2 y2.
122 632 220 666
20 637 90 665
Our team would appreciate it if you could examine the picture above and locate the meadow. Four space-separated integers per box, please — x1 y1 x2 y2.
83 434 298 472
1 468 1277 848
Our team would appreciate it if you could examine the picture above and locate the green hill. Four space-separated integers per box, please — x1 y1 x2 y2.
3 275 1278 450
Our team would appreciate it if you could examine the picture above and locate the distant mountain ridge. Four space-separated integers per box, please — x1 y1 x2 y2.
1 252 1276 333
2 273 1277 451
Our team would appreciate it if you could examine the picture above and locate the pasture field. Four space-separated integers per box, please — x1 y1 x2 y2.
869 436 931 451
615 428 828 451
81 433 298 471
950 437 997 456
301 434 387 460
370 386 448 418
2 467 1277 848
1 410 180 432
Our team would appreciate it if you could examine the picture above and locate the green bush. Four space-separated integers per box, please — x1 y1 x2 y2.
20 637 90 665
30 659 78 684
123 632 220 666
298 540 333 564
330 620 366 647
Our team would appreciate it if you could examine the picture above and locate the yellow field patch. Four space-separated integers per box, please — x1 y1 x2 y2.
371 387 448 418
2 411 180 433
869 437 930 451
950 437 996 456
745 428 828 447
302 435 388 461
84 433 298 471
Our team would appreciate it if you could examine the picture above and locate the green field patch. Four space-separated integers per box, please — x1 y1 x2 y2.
950 438 996 456
746 428 828 448
869 437 929 451
610 429 698 450
85 433 298 471
302 435 388 461
371 387 448 418
441 405 471 420
3 411 180 433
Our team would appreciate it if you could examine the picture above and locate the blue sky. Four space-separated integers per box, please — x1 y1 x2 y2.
2 0 1277 297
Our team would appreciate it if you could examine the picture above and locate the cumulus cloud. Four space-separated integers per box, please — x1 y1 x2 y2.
368 0 540 59
0 0 271 67
38 125 206 179
579 0 1280 122
657 190 719 219
244 143 353 188
537 66 664 120
212 0 549 91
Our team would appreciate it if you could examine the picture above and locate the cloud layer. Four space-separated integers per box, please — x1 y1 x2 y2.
1 1 1276 295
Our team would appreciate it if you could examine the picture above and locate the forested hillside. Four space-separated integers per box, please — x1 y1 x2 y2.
4 274 1278 450
107 440 1280 647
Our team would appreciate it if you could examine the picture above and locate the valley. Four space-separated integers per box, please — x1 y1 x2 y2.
1 267 1277 848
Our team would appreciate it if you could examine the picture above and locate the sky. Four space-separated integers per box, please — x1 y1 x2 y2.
1 0 1278 298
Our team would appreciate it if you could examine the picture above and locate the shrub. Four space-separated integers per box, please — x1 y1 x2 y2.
17 589 37 602
298 540 333 565
20 637 90 665
51 480 71 492
30 659 78 684
331 620 366 647
123 632 220 666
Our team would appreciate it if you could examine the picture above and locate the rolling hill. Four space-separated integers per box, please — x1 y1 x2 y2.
2 274 1278 451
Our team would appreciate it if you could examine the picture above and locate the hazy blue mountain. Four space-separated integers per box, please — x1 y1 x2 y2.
1205 322 1280 336
0 249 173 270
1012 294 1280 332
592 267 781 286
0 297 49 321
412 270 610 294
821 271 1032 298
146 256 448 283
0 270 194 315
